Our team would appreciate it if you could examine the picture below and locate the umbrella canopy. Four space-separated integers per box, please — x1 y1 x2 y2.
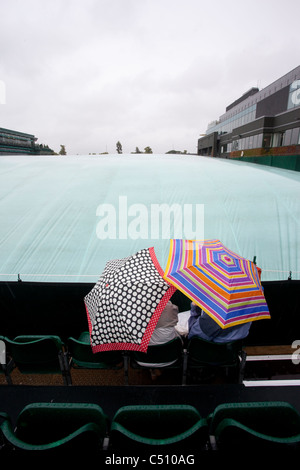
164 239 270 329
84 247 176 353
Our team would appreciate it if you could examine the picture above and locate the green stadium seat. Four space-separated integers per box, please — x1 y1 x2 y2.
208 401 300 450
0 402 109 454
129 337 183 383
110 404 209 451
67 332 128 385
4 335 71 385
182 336 246 385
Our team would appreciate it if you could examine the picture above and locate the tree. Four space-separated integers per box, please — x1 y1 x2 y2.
59 145 66 155
116 141 122 154
166 149 188 155
144 146 153 154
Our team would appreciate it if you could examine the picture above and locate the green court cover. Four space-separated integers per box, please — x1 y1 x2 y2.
0 154 299 282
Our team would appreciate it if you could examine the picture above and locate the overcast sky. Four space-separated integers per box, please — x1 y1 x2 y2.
0 0 299 155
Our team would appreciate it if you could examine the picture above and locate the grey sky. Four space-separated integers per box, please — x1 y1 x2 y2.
0 0 299 155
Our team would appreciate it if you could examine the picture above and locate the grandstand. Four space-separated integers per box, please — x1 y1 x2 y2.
0 127 54 155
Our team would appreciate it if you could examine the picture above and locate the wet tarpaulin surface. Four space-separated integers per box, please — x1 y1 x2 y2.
0 154 299 283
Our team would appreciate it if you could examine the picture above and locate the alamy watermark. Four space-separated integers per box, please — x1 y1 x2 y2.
96 196 204 240
0 80 6 104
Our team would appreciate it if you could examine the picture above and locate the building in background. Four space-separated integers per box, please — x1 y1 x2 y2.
0 127 54 155
198 66 300 171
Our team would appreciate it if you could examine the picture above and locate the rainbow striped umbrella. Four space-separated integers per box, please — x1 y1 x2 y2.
164 239 270 329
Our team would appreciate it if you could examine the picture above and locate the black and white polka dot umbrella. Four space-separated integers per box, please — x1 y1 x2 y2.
84 247 176 352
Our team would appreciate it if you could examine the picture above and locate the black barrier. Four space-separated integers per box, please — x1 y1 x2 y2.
0 281 90 341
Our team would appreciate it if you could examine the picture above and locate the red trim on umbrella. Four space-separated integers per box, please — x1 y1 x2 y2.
139 284 177 352
149 246 165 277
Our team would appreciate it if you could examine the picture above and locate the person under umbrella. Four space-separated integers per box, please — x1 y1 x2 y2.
135 300 183 379
188 302 251 343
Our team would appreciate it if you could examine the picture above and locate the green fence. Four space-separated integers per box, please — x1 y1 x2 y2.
232 154 300 171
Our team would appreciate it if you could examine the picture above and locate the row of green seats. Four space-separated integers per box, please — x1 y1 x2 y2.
0 333 127 386
0 333 247 386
